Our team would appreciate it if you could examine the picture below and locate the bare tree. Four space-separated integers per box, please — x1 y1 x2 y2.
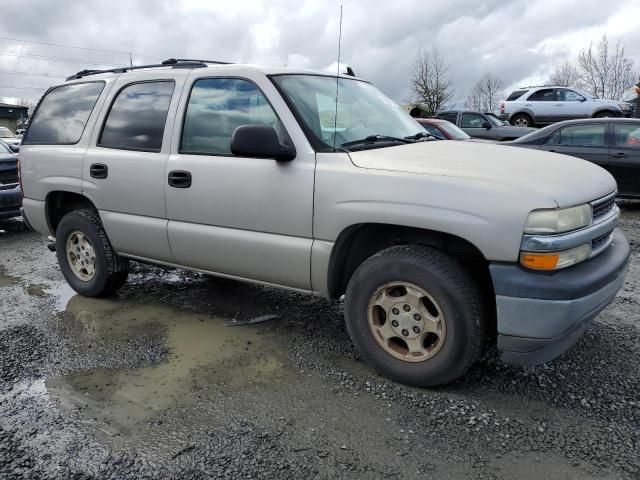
578 35 635 99
15 97 36 114
465 73 504 113
548 61 581 87
411 47 453 115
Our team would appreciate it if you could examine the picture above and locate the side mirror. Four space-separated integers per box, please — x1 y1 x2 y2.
579 97 587 102
10 145 19 153
230 125 295 161
482 121 492 129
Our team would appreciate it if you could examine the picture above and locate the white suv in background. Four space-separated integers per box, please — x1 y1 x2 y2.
500 86 624 127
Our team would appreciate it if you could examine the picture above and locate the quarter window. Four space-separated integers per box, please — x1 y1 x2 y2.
181 78 281 155
546 124 606 147
613 124 640 147
99 81 175 152
506 90 528 101
24 82 104 145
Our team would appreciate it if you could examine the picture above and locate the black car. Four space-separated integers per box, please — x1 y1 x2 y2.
435 110 536 141
507 118 640 198
0 138 21 219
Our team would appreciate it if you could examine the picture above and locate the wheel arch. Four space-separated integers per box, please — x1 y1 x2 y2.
327 222 493 301
45 190 98 234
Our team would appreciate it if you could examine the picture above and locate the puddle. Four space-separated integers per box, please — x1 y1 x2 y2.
46 295 292 437
0 266 18 288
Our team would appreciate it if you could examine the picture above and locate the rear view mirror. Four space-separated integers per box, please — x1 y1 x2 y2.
482 121 492 129
230 125 295 161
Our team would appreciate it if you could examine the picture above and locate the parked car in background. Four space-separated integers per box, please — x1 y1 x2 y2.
435 110 535 141
0 138 22 219
508 118 640 198
500 86 624 128
416 118 497 143
0 126 20 151
15 128 26 138
619 89 637 118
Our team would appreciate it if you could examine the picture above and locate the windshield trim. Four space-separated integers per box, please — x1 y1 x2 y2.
269 73 416 153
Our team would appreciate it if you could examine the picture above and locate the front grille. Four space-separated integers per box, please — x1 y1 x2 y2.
0 172 18 186
592 194 616 221
592 230 613 252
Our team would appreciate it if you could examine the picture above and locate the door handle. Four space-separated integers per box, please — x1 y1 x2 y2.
168 170 192 188
89 163 108 179
611 152 627 159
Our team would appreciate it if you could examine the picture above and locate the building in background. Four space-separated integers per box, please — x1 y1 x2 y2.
0 103 29 132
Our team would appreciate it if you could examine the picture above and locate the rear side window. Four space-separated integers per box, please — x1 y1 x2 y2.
613 124 640 147
24 82 104 145
99 81 175 152
506 90 528 101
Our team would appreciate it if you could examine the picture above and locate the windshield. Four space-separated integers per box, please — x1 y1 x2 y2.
486 115 507 127
0 127 15 138
272 75 425 150
436 121 470 140
0 139 12 154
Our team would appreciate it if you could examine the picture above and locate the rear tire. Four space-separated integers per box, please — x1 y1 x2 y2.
511 113 533 128
344 245 485 387
55 209 128 297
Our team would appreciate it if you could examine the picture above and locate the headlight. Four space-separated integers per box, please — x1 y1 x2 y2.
524 204 592 234
520 243 591 271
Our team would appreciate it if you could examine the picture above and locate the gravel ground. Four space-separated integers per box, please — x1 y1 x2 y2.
0 206 639 479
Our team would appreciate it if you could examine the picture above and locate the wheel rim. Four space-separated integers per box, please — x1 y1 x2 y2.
66 231 96 281
367 282 446 363
514 117 528 127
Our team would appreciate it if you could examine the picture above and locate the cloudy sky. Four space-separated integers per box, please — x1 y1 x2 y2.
0 0 639 106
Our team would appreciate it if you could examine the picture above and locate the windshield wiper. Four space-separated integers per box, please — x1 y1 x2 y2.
341 134 415 148
404 131 443 141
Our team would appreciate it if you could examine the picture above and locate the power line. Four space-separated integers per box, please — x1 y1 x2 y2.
0 70 66 78
0 51 125 67
0 35 162 60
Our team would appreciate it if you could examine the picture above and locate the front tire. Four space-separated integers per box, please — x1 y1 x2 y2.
344 245 485 387
55 209 129 297
594 111 615 118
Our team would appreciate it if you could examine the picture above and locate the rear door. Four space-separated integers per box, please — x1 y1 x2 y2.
524 88 556 123
608 123 640 196
164 71 315 290
83 71 188 262
540 122 609 166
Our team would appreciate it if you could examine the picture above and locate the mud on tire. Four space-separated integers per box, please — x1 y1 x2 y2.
344 245 485 387
55 208 128 297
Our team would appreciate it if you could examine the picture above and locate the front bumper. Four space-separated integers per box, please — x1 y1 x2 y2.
491 228 630 366
0 185 22 219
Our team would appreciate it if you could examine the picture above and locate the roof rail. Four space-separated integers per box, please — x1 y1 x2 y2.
66 58 232 81
517 84 563 89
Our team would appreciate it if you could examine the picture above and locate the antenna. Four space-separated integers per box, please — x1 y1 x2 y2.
332 4 343 152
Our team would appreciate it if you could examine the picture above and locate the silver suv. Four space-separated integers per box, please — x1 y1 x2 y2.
19 59 629 386
500 86 624 127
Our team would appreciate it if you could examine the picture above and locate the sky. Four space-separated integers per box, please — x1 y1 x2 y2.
0 0 639 107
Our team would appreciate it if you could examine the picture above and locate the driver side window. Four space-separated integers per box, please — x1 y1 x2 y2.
460 113 486 128
558 89 585 102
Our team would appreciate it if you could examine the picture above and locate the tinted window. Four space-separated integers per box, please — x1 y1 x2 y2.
460 113 486 128
99 81 174 152
0 140 12 154
437 112 457 123
613 124 640 147
528 89 555 101
181 78 281 155
506 90 528 101
25 82 104 144
546 124 606 147
419 123 444 138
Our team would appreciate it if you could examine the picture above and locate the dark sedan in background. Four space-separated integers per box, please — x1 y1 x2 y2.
508 118 640 197
435 110 536 141
0 139 21 219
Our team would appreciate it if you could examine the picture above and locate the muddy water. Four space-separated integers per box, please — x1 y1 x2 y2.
46 295 292 438
0 266 18 288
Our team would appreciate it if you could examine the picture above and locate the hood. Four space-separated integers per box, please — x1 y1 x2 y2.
348 141 616 207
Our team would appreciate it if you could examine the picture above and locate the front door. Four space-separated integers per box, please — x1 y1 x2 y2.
460 113 491 139
539 122 609 167
83 71 188 262
555 88 590 120
608 123 640 196
165 75 315 290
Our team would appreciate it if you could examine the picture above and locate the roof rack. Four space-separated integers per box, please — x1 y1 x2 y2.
517 84 563 89
66 58 233 81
